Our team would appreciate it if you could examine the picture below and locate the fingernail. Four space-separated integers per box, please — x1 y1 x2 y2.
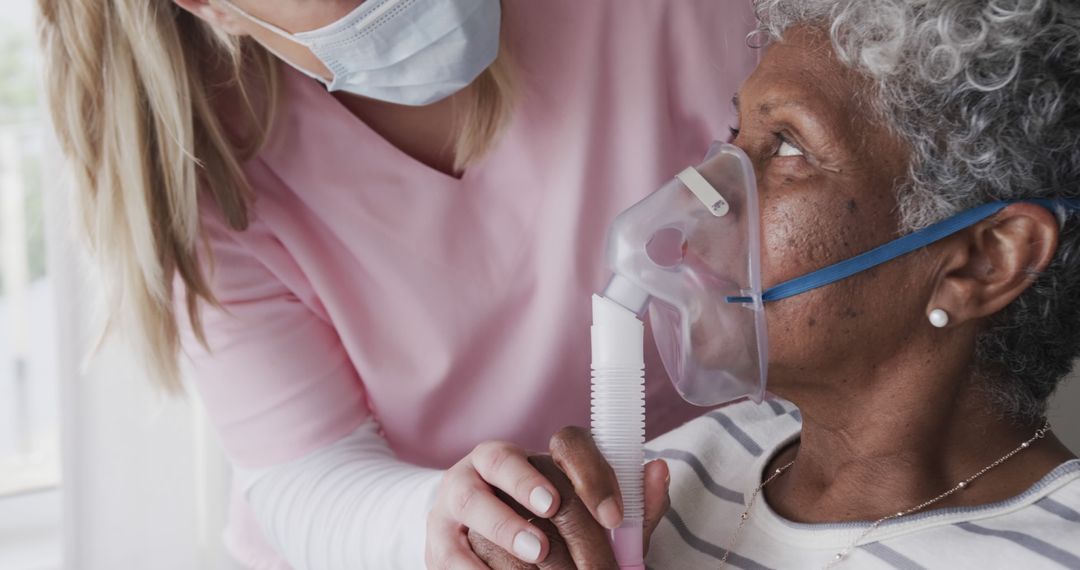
513 531 542 562
597 497 623 529
530 487 554 514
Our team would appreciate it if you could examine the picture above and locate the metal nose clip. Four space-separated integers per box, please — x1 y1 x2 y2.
676 167 729 217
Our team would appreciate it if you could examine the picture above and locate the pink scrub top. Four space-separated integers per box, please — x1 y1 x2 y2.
182 1 756 567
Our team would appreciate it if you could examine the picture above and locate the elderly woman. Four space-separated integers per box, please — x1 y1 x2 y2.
444 0 1080 568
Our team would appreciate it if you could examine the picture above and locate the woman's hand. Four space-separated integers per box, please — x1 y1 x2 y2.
466 427 671 569
426 441 565 569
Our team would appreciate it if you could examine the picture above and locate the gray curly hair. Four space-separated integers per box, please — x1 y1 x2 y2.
752 0 1080 421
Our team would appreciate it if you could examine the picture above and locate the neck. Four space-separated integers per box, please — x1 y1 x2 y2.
765 346 1075 523
334 89 464 177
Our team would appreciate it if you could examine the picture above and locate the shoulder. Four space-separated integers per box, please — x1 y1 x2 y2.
188 191 322 325
1039 460 1080 513
881 461 1080 567
503 0 758 69
990 461 1080 538
504 0 756 38
502 0 757 92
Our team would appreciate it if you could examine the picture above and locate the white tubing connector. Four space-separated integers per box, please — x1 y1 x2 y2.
590 293 646 570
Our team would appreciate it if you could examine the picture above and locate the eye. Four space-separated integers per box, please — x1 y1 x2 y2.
777 138 804 157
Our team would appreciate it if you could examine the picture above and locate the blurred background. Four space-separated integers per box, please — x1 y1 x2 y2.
0 0 59 566
0 2 1078 569
1 2 239 569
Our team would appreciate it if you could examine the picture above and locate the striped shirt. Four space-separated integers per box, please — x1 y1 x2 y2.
644 399 1080 569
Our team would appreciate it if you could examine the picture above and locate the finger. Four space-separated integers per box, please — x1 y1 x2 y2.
531 518 575 570
488 490 574 570
471 441 561 519
426 514 494 570
549 426 623 529
642 459 671 554
468 528 538 570
531 455 619 569
447 465 550 564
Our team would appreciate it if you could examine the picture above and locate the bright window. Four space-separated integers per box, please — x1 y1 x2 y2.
0 2 62 569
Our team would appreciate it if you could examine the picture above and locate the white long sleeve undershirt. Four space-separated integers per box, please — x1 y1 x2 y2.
238 418 444 570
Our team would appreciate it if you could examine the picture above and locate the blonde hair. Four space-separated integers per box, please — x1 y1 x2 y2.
37 0 514 391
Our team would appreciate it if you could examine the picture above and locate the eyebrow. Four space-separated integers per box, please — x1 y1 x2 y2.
742 94 816 118
731 93 805 117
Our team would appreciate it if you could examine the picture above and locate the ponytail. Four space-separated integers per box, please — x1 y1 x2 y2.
38 0 278 390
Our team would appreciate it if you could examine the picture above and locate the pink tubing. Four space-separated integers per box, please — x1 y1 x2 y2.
611 522 645 568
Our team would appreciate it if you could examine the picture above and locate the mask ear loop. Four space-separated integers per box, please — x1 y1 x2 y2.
215 0 334 83
728 198 1080 305
215 0 300 41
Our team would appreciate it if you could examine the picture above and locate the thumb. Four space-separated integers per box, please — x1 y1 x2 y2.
642 459 671 554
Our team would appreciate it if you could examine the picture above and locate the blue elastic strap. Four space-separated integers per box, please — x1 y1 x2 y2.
726 198 1080 305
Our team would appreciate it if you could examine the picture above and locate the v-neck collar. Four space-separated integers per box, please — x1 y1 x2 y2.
260 66 476 192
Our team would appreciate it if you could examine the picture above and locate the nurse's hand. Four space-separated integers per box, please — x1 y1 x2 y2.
426 441 565 569
466 427 671 569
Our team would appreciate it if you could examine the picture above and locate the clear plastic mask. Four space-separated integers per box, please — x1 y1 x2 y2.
605 143 768 406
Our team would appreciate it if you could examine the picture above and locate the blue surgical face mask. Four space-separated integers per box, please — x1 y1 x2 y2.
220 0 501 106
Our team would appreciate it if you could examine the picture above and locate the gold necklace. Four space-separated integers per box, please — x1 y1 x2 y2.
716 421 1052 570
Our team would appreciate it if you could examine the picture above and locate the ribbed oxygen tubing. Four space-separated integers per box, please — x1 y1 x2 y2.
590 294 646 569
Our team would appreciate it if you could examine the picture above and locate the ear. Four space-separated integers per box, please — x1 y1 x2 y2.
929 203 1060 327
173 0 249 35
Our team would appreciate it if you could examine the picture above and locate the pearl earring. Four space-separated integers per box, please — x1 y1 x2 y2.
929 309 949 328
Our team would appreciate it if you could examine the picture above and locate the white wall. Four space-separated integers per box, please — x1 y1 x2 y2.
63 337 239 570
1049 369 1080 455
44 158 240 570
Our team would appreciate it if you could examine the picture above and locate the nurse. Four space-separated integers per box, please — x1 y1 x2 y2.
37 0 755 568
